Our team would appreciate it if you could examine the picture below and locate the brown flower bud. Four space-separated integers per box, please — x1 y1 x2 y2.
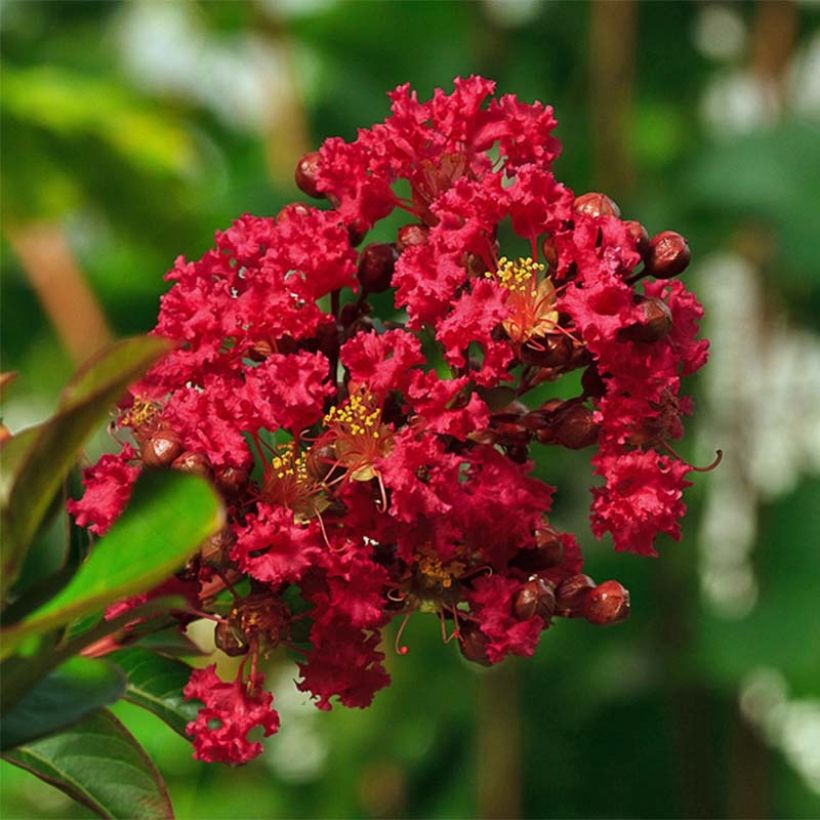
521 333 573 368
458 622 491 666
358 243 398 293
294 151 323 199
584 580 630 625
201 528 235 568
581 365 607 398
623 220 650 258
541 235 558 268
513 577 556 623
141 430 183 468
171 451 211 477
618 297 673 343
215 621 249 656
216 466 249 496
348 223 368 248
574 192 621 219
555 573 595 616
396 224 429 252
307 443 338 482
644 231 691 279
554 404 599 450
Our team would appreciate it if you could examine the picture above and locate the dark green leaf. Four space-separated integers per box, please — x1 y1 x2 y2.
0 336 170 597
3 708 174 819
0 657 125 751
110 648 198 737
2 470 223 655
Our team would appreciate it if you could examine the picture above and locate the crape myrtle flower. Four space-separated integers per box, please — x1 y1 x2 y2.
69 76 716 765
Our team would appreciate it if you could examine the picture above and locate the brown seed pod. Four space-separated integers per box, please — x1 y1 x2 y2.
554 404 599 450
141 431 183 468
584 580 630 625
513 577 556 623
574 192 621 219
171 451 211 477
216 466 249 496
619 297 673 343
294 151 323 199
644 231 691 279
396 223 430 252
215 621 249 657
458 622 491 666
521 333 573 368
555 573 596 616
623 220 650 258
358 243 398 293
510 526 565 573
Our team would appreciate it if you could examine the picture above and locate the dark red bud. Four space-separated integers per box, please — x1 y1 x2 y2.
521 333 573 368
541 235 558 268
505 443 530 464
623 220 650 258
215 621 249 656
581 365 607 398
644 231 691 279
294 151 324 199
458 622 491 666
554 404 599 450
358 243 398 293
510 526 565 572
619 297 673 343
348 223 367 247
306 443 338 482
201 528 236 568
171 451 211 477
513 577 556 623
584 580 630 625
555 573 596 616
396 224 429 252
574 192 621 219
141 430 183 468
216 466 249 495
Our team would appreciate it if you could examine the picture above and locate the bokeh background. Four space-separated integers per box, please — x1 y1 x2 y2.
2 1 820 817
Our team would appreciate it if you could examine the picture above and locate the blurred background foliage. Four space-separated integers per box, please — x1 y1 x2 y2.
2 1 820 817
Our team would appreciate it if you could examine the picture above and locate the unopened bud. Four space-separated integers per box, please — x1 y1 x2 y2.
294 151 323 199
644 231 691 279
307 443 337 482
581 365 607 398
396 224 429 252
216 466 249 496
458 622 491 666
171 451 211 477
513 577 556 623
541 235 558 269
619 297 673 343
554 404 599 450
141 431 183 468
521 333 573 368
215 621 248 656
358 243 398 293
584 580 630 625
201 528 235 568
574 192 621 219
623 220 650 258
555 573 595 616
510 526 564 573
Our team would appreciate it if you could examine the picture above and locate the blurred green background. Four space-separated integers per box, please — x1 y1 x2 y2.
2 1 820 817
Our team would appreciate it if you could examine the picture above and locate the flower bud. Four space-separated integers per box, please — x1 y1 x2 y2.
554 404 599 449
307 443 338 482
348 223 368 248
141 430 183 468
172 451 211 477
623 220 650 258
584 580 630 625
513 577 556 623
510 526 564 573
294 151 323 199
574 192 621 219
358 243 398 293
396 224 429 252
521 333 573 368
555 573 595 616
216 466 249 496
201 528 235 568
458 622 491 666
581 365 607 398
215 621 249 657
541 235 558 268
619 297 673 343
644 231 691 279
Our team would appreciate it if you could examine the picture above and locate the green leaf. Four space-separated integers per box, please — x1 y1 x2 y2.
110 648 198 738
1 470 223 655
0 336 170 597
0 657 125 752
3 708 174 819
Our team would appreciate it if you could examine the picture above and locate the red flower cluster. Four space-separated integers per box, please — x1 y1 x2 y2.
69 77 713 765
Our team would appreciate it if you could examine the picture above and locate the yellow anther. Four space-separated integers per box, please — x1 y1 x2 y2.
485 256 545 294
